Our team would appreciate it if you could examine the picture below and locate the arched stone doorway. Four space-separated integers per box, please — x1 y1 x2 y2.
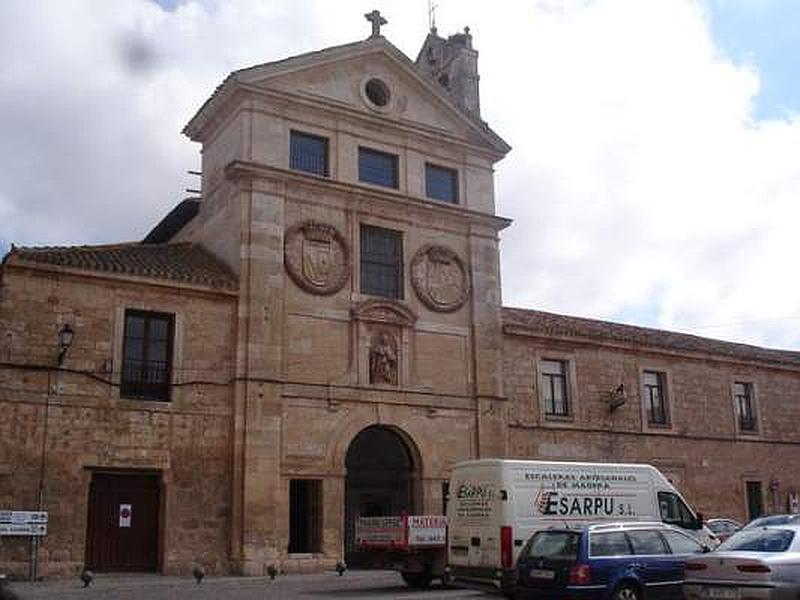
344 425 421 565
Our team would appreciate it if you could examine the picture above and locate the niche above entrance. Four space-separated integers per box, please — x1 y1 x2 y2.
351 299 417 388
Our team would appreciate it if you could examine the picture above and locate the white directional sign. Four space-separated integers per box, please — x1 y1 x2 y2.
0 523 47 536
0 510 47 523
0 511 48 524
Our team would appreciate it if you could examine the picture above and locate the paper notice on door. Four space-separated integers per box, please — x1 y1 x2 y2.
119 504 132 528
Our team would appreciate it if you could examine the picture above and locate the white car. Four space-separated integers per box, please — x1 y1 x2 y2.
683 524 800 600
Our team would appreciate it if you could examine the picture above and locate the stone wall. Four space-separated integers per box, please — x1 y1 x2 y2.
503 331 800 522
0 266 237 577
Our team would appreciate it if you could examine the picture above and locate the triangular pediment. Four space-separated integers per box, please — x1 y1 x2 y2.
186 37 509 155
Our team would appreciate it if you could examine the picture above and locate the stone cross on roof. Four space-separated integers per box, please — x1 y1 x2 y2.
364 9 387 38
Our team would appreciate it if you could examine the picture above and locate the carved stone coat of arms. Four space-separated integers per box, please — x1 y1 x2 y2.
410 244 469 312
284 221 349 295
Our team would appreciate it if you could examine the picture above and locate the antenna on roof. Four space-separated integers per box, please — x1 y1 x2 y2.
428 0 438 33
186 169 202 195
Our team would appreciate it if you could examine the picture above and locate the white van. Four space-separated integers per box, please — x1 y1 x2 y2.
446 459 710 594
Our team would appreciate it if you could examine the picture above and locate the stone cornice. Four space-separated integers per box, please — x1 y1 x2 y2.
2 260 239 298
224 159 513 233
502 324 800 373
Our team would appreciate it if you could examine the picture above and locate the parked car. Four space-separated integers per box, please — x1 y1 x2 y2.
742 513 800 530
706 518 742 542
515 522 709 600
683 524 800 600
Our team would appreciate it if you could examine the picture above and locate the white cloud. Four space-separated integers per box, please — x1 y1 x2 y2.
1 0 799 349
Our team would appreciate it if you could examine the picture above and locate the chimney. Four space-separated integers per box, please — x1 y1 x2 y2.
415 26 481 116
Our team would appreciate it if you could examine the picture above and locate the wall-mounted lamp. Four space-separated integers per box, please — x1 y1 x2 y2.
57 323 74 366
608 382 626 412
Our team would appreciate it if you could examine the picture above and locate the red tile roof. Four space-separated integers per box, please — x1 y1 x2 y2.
4 242 238 291
503 306 800 367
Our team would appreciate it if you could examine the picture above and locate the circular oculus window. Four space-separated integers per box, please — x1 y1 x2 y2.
364 78 391 107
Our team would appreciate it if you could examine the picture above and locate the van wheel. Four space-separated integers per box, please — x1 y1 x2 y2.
613 583 642 600
401 572 432 589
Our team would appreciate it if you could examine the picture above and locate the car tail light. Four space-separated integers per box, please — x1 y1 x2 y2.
685 562 708 571
500 526 513 569
736 564 771 573
569 563 592 585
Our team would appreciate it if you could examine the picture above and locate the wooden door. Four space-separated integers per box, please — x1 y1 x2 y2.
86 473 160 572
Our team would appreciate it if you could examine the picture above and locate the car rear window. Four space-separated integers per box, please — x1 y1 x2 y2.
525 531 580 560
718 529 794 552
661 530 703 554
627 530 668 555
590 532 631 557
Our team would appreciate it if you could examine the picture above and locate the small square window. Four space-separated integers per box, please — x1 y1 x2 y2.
734 382 757 432
643 370 669 426
425 163 458 203
290 131 329 177
359 147 398 188
540 359 570 417
360 225 402 299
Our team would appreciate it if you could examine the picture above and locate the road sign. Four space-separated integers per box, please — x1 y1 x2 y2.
0 511 48 524
0 523 47 536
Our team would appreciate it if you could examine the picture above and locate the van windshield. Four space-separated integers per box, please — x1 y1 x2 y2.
524 531 580 560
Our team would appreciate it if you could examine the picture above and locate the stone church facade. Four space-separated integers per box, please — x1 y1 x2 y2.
2 19 799 578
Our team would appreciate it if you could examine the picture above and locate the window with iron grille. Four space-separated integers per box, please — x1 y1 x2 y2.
121 310 174 401
358 147 398 188
290 131 329 177
425 163 458 204
643 370 669 425
289 479 322 553
540 359 570 417
734 382 757 432
360 225 402 299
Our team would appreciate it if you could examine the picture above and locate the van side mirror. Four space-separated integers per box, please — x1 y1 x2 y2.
695 512 704 529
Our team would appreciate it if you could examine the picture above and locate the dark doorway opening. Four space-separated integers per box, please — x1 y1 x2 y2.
289 479 322 553
85 472 160 572
746 480 764 521
344 425 419 566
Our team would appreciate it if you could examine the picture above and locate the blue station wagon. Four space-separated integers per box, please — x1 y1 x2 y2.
515 522 709 600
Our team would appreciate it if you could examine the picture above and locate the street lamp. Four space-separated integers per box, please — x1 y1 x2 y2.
32 323 75 581
57 324 74 366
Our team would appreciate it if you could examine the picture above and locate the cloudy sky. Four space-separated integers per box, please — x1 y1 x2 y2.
1 0 799 350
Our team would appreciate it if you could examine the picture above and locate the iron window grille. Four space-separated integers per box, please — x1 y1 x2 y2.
425 163 458 203
643 370 669 425
734 382 758 432
360 224 402 299
540 359 570 417
121 309 174 401
358 147 398 188
290 131 329 177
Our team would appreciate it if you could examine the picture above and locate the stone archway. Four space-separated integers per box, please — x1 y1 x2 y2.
344 425 421 565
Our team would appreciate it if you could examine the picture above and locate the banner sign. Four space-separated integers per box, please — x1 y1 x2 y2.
407 515 447 546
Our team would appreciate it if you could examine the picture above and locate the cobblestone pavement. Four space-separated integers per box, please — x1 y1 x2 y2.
1 570 492 599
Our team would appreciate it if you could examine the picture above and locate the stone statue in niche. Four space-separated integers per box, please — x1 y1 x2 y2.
369 331 398 386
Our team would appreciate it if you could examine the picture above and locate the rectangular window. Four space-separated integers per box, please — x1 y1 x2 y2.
121 310 174 401
360 225 402 299
734 382 757 432
540 359 570 417
290 130 329 177
746 481 764 521
289 479 322 553
643 370 669 426
425 163 458 203
358 147 398 188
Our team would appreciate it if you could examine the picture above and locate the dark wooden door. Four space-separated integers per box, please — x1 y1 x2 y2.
86 473 160 572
